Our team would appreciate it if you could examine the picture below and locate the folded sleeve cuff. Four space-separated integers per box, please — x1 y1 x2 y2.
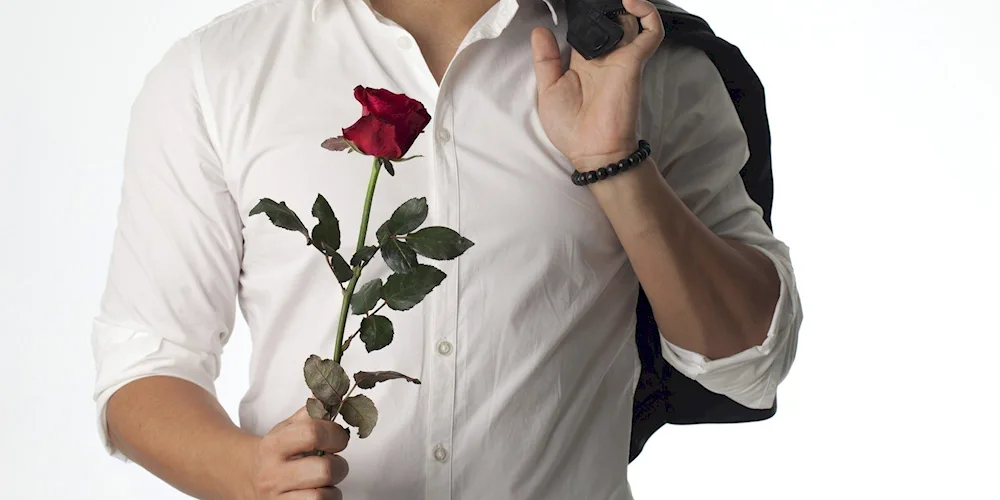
659 243 800 409
91 319 221 463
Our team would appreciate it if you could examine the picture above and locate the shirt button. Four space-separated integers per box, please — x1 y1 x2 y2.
397 36 413 49
432 444 449 462
437 128 451 142
436 340 453 356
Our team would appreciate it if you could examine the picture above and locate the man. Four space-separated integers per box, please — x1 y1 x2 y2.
92 0 801 498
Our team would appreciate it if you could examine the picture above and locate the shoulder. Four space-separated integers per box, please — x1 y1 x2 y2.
190 0 301 38
644 39 721 95
175 0 310 67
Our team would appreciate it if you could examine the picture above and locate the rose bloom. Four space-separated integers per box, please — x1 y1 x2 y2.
341 86 431 160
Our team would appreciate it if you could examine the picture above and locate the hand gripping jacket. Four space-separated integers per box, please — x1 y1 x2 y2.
564 0 778 463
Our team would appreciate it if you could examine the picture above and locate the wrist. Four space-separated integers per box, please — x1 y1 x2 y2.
570 149 635 173
570 140 651 186
587 156 659 197
224 432 262 500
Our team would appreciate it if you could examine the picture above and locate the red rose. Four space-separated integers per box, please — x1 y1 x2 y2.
340 86 431 160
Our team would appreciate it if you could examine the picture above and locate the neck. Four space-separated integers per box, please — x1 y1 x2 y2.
369 0 504 27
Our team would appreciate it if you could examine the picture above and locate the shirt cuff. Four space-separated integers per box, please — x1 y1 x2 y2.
91 319 221 463
658 243 799 409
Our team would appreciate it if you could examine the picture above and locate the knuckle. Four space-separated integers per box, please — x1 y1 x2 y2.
252 470 276 494
297 422 322 446
259 434 278 453
317 458 335 481
289 422 319 446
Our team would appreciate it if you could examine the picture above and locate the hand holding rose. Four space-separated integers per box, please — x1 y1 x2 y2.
244 405 351 499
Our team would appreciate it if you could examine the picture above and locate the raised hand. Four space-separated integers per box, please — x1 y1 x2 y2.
530 0 665 171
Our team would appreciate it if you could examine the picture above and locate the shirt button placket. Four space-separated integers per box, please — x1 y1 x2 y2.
432 444 450 463
437 339 453 356
425 98 458 500
437 128 451 143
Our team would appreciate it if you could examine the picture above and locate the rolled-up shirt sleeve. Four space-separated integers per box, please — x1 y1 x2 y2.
650 43 802 410
91 33 242 462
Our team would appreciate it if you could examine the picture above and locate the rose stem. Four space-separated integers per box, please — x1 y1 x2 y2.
332 156 382 364
334 381 358 417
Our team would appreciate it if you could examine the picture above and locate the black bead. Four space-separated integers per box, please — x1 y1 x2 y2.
608 162 621 175
597 167 609 179
572 172 582 185
618 159 629 172
586 171 598 183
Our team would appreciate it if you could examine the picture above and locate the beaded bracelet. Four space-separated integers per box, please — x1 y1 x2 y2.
571 139 651 186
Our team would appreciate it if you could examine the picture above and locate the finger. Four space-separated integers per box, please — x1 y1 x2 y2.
530 26 564 94
278 488 343 500
265 405 311 446
614 14 641 47
273 420 350 458
280 454 350 491
621 0 664 58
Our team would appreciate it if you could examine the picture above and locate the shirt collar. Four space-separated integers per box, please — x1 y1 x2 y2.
312 0 560 27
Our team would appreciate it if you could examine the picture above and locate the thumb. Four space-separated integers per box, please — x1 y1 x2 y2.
530 26 563 94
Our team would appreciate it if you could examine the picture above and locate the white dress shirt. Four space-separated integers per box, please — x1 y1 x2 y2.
91 0 802 498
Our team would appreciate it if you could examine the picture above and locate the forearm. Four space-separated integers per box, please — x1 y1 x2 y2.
106 376 260 500
583 158 780 360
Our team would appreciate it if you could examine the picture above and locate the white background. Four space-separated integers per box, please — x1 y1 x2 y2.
2 0 998 498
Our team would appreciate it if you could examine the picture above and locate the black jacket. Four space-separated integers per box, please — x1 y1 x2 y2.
562 0 779 463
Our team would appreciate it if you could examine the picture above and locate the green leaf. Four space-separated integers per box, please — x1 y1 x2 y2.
376 222 391 246
351 245 378 267
382 264 446 311
306 398 331 420
380 238 418 274
405 227 474 260
303 355 351 407
381 158 395 176
379 198 428 242
351 279 383 315
340 394 378 438
249 199 308 239
359 315 394 352
310 195 340 256
330 253 353 283
353 370 421 390
312 194 337 228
